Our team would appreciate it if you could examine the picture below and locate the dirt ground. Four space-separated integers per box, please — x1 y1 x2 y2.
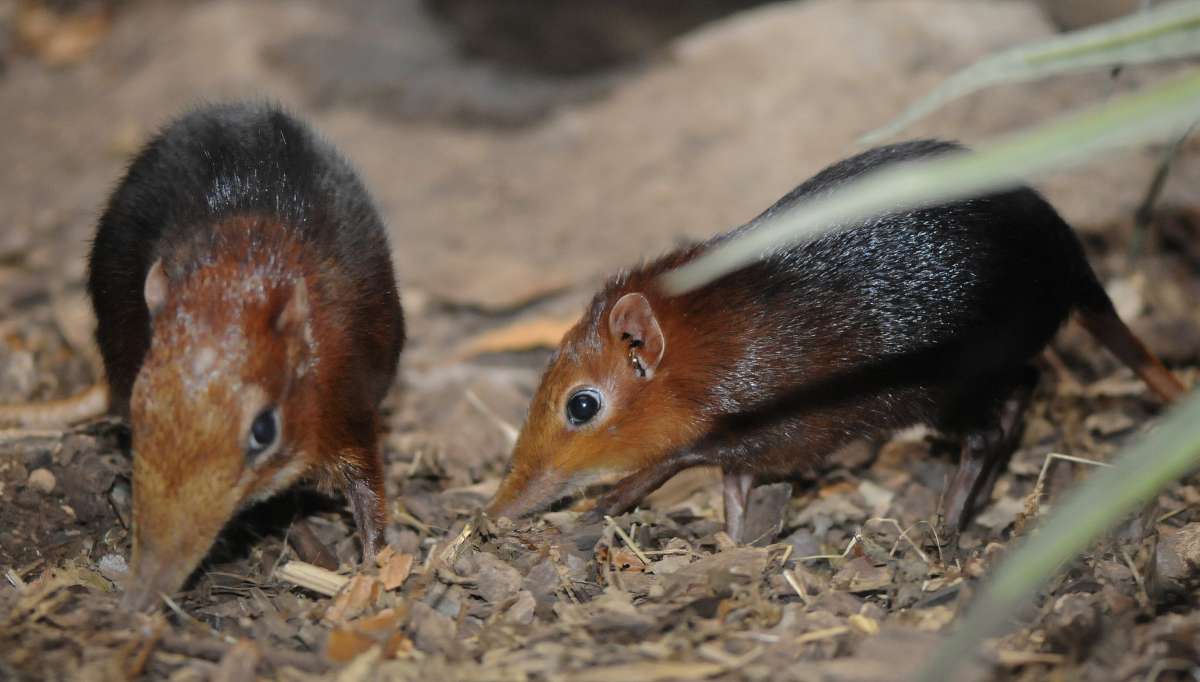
2 1 1200 680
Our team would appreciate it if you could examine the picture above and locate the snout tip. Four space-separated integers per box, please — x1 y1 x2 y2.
487 468 570 523
119 551 191 613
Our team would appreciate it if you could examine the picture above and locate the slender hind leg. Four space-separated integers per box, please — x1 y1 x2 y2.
939 366 1038 540
723 470 755 544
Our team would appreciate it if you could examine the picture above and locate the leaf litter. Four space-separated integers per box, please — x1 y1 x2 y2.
2 205 1200 681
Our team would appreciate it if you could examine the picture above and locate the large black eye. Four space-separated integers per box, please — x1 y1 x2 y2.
247 407 280 456
565 389 602 426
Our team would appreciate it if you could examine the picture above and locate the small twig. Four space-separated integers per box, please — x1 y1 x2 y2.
393 508 436 535
550 550 581 606
1032 453 1112 509
4 569 26 590
1142 657 1196 682
864 517 929 563
1156 505 1191 525
911 520 945 566
464 389 519 447
0 429 67 445
794 626 850 645
782 569 809 606
640 549 690 557
604 515 652 568
274 560 348 597
798 535 860 563
1122 547 1149 608
124 621 165 678
159 593 235 644
993 650 1066 667
406 450 424 479
158 634 329 674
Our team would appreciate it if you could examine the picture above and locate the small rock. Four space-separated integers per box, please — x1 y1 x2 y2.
1152 523 1200 598
832 557 894 593
504 590 536 626
1083 410 1136 437
779 528 822 560
856 480 894 518
97 553 129 583
470 551 523 604
974 496 1025 531
585 589 656 640
27 468 56 494
741 482 792 546
409 601 457 656
1045 592 1101 653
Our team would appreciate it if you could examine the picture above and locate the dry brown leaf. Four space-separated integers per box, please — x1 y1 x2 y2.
610 548 649 573
380 552 415 591
818 480 858 498
324 575 384 624
324 628 377 664
352 608 404 634
325 609 409 664
452 315 577 361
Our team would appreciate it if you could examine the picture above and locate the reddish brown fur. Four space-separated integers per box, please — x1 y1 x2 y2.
489 141 1189 538
491 258 738 517
125 216 392 609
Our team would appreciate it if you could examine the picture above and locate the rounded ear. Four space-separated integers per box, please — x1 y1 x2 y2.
144 259 168 317
275 278 309 335
608 292 665 378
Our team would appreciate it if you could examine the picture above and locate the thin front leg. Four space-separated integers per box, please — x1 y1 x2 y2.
590 450 710 520
723 470 754 544
342 447 389 564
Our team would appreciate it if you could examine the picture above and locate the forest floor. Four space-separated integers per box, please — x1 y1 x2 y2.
2 1 1200 680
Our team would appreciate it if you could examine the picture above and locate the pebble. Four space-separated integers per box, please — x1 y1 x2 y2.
27 468 56 494
98 554 129 583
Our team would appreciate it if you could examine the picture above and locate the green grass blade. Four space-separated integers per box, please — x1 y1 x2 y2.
659 68 1200 296
913 390 1200 682
863 0 1200 144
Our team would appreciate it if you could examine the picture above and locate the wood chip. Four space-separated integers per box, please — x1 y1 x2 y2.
559 661 725 682
379 550 415 591
274 561 349 597
452 315 577 361
325 575 384 624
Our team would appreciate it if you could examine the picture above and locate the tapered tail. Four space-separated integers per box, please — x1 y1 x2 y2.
0 383 109 427
1077 308 1186 402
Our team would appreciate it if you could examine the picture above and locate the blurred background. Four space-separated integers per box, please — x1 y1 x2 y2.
2 0 1197 320
3 0 1199 495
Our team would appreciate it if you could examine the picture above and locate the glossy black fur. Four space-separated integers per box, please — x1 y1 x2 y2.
615 140 1115 477
87 102 405 413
